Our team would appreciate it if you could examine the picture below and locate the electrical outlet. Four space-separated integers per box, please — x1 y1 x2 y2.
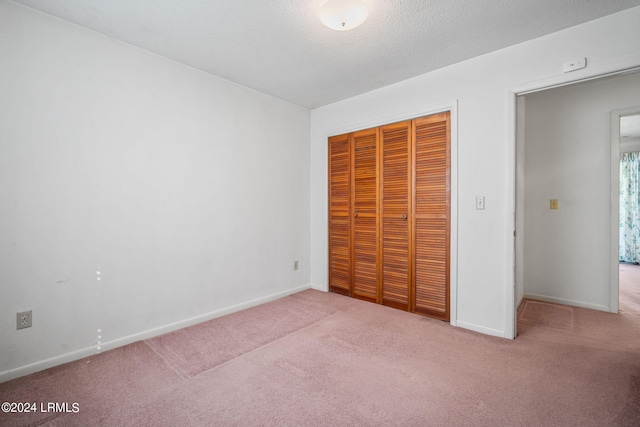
17 310 32 330
293 260 299 271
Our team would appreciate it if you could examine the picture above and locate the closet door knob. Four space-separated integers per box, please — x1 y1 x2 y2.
402 214 407 220
354 213 358 218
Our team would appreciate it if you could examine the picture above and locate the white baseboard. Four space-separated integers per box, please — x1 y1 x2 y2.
517 291 525 308
310 283 328 292
456 320 505 338
0 284 311 384
523 293 610 312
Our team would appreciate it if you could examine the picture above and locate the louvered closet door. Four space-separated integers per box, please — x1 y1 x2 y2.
412 113 450 320
328 133 351 296
352 128 379 302
380 121 411 310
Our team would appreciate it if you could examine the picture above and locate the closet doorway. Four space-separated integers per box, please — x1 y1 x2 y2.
328 112 451 321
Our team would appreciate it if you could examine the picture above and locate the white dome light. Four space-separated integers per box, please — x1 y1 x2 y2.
319 0 369 31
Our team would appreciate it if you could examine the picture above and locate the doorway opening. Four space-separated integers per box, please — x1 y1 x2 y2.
617 112 640 265
514 71 640 337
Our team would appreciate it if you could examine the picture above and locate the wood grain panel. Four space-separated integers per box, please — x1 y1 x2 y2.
329 216 350 294
414 218 447 316
352 128 378 302
328 134 351 295
412 113 450 320
353 130 378 216
381 123 409 215
380 121 411 309
415 116 448 217
329 134 350 215
381 217 408 309
353 216 377 300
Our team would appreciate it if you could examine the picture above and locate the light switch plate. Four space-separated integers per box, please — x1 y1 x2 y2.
476 196 485 210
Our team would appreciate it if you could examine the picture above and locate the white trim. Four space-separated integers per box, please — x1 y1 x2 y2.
320 100 459 327
611 110 621 314
0 284 311 383
611 106 640 313
449 103 459 327
511 53 640 95
523 293 610 312
504 90 517 339
456 320 505 338
516 291 525 309
507 55 640 340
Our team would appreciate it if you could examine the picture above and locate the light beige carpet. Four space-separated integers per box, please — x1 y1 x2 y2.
1 265 639 426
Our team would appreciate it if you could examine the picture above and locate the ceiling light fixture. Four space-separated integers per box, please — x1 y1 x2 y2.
319 0 368 31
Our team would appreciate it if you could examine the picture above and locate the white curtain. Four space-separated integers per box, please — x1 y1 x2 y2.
620 152 640 263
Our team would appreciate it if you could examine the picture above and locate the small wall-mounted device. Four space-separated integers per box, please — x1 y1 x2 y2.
562 57 587 73
17 310 32 330
550 199 559 210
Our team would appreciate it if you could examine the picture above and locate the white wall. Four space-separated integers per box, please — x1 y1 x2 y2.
621 136 640 153
522 73 640 310
310 6 640 338
0 1 310 380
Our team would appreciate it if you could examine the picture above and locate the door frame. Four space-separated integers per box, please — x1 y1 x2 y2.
611 105 640 313
506 55 640 339
323 100 459 326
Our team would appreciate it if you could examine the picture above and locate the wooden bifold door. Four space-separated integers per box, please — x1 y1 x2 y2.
328 112 450 321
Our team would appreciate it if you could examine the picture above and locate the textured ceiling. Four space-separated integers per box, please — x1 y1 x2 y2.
12 0 640 109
